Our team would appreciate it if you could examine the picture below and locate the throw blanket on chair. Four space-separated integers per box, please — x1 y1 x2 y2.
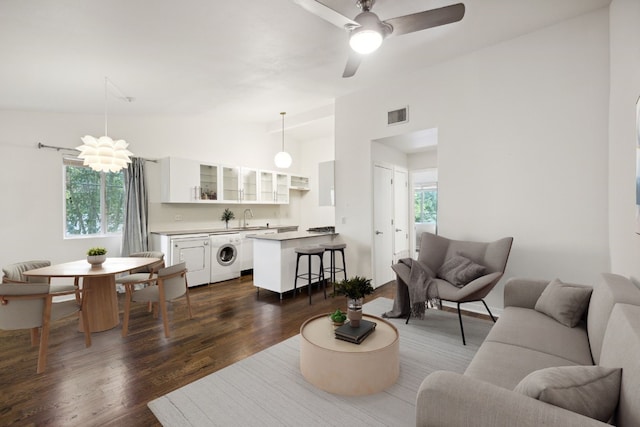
384 258 439 319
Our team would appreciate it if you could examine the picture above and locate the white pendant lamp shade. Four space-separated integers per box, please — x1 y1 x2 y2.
274 111 292 169
76 77 133 173
77 135 133 173
274 150 292 169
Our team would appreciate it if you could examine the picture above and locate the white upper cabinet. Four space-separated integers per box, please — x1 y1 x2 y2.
241 168 258 202
290 175 310 191
160 157 307 205
221 166 240 202
161 157 200 203
199 164 219 201
259 171 289 204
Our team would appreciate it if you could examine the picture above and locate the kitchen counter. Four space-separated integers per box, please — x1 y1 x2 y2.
252 231 339 300
248 231 337 241
151 225 297 236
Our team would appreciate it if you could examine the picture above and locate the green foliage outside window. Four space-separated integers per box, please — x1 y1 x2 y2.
414 188 438 223
65 161 125 237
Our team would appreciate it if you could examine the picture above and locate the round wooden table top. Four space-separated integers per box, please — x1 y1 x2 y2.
23 257 161 278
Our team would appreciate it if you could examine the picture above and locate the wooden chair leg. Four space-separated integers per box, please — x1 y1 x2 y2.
122 285 132 337
37 296 53 374
158 282 170 338
185 282 193 320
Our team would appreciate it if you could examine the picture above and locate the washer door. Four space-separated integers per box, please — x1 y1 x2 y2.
217 243 238 266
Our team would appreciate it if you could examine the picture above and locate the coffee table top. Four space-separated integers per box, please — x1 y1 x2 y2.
300 313 398 353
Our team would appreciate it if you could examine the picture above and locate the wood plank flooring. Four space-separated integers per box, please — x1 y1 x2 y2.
0 276 395 426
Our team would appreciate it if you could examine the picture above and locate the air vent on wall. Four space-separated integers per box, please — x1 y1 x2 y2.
387 106 409 126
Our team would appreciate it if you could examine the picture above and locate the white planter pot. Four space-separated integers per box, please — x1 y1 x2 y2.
87 254 106 268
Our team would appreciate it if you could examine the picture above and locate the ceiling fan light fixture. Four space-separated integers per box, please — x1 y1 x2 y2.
349 28 383 54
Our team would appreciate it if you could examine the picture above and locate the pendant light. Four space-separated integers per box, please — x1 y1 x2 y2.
76 77 133 173
274 111 292 169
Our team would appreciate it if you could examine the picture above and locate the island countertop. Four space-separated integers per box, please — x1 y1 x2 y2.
248 231 337 241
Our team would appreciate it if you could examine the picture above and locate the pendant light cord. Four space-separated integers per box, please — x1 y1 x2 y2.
281 112 286 150
104 76 109 136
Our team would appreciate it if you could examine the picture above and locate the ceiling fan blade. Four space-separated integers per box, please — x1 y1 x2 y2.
342 51 363 78
294 0 358 29
384 3 465 37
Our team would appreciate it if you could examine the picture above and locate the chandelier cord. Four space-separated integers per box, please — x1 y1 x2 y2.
104 76 109 137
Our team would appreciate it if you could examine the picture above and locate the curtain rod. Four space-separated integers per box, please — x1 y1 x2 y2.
37 142 158 163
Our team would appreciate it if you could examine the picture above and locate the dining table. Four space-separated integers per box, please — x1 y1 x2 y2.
23 257 161 333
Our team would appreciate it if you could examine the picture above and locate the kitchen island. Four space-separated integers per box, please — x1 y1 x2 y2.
251 231 338 300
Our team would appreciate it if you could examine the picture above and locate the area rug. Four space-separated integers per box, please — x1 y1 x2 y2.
148 297 493 426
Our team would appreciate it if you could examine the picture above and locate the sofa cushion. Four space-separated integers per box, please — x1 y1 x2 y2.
464 341 582 390
514 365 621 422
534 279 592 327
587 273 640 364
599 304 640 426
484 307 593 365
436 254 486 288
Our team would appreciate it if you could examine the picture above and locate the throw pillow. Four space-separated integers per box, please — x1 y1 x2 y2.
514 365 621 422
437 254 486 288
534 279 592 327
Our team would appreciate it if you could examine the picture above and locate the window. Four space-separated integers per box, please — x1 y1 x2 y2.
414 184 438 224
64 158 125 237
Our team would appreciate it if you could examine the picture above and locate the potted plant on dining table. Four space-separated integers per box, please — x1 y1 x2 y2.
334 276 374 327
86 247 107 268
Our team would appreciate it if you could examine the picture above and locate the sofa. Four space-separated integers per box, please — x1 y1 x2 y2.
416 273 640 426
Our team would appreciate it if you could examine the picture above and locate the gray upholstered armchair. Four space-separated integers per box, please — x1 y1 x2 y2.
390 232 513 344
3 260 78 294
0 282 91 373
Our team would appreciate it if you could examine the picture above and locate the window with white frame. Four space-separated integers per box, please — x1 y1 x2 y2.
64 157 125 237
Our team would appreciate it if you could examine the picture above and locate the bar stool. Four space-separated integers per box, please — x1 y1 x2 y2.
294 246 326 305
321 243 347 292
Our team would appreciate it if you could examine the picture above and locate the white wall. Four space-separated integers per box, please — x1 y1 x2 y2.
0 110 306 264
296 135 336 231
408 149 437 172
335 9 611 310
608 0 640 284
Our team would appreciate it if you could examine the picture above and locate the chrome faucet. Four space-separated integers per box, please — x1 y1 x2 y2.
243 208 253 227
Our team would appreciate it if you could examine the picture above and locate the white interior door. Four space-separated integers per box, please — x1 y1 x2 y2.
393 168 409 262
373 164 394 286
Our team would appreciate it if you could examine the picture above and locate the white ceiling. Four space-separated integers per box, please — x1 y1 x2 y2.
0 0 611 142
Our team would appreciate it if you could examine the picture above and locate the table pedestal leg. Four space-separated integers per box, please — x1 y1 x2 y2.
78 275 120 332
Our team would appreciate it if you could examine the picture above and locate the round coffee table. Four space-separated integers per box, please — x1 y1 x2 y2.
299 313 399 396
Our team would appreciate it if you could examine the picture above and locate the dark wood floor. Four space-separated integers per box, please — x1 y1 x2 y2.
0 275 397 426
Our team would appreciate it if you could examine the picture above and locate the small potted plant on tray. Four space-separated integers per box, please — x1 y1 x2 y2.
86 247 107 268
221 208 235 229
334 276 374 327
329 309 347 326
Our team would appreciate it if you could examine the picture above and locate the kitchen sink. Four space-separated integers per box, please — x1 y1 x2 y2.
239 226 268 230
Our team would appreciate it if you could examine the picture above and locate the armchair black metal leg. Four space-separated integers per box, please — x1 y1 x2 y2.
457 303 466 345
481 299 497 323
405 311 411 324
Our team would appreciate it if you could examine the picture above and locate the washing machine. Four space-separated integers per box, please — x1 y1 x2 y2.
210 233 242 283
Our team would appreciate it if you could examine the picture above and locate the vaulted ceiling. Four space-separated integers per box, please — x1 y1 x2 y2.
0 0 611 132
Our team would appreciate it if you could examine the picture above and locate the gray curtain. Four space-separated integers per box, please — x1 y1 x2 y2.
121 157 148 256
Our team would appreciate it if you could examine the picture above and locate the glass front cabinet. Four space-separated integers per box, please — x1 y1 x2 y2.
259 171 289 203
161 157 306 205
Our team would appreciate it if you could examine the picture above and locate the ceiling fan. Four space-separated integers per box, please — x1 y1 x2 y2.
294 0 465 78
